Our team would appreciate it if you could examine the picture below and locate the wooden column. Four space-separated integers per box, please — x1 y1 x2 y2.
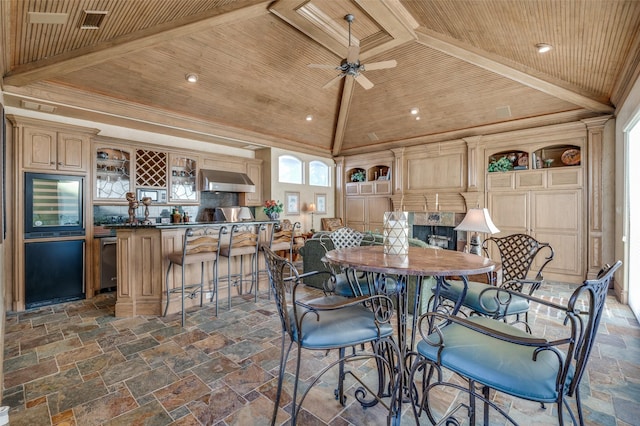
583 116 613 278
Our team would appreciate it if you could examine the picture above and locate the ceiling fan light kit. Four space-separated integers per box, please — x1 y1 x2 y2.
308 14 397 90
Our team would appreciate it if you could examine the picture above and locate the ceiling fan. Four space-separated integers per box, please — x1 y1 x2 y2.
308 14 397 90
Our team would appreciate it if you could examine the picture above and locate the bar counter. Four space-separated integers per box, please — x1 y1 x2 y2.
108 220 276 317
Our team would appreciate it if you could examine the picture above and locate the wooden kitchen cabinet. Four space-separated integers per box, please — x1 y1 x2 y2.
239 159 263 206
23 126 91 172
94 144 133 202
169 154 198 203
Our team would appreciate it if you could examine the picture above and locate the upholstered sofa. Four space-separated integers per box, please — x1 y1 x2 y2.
298 230 437 314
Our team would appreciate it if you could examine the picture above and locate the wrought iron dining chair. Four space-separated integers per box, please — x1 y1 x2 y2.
164 227 220 326
263 246 399 425
319 227 377 297
409 260 621 426
435 233 554 332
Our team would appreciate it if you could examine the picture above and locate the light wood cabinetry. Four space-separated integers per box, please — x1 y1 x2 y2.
94 145 133 202
345 196 391 232
485 139 585 283
23 126 91 172
169 154 198 203
344 158 392 231
115 227 164 316
239 159 263 206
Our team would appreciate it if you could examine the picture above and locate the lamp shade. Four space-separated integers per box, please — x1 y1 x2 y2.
238 207 253 220
454 208 500 234
307 203 316 212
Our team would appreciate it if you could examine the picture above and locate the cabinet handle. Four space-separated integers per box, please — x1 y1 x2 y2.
58 162 63 165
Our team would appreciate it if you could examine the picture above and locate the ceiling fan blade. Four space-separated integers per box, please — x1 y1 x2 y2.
322 74 346 89
354 74 374 90
308 63 339 70
347 45 360 63
362 59 397 71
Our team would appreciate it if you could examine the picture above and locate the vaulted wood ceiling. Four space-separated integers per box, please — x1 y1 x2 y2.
1 0 639 156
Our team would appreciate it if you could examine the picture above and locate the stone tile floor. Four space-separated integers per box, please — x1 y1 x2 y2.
2 279 639 425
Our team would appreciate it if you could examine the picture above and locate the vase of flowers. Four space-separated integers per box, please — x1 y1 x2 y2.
263 199 283 220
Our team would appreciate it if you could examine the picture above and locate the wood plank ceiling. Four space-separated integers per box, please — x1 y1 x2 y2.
1 0 639 156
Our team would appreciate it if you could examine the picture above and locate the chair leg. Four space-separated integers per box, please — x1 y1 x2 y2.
335 347 347 405
164 262 173 317
199 262 204 308
212 259 219 316
271 337 292 426
181 264 186 327
291 344 304 425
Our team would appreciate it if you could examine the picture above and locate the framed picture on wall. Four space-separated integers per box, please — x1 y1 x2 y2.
315 193 327 214
285 191 300 215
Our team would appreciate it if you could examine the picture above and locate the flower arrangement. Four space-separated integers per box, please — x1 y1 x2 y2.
487 156 514 172
263 200 283 217
351 170 366 182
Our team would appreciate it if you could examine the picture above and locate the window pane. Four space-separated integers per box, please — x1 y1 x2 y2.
279 155 302 184
309 161 329 186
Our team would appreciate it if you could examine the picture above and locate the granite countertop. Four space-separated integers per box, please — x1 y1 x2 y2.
104 220 277 230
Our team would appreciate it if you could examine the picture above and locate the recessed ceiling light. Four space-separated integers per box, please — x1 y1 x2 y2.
415 116 421 121
185 73 198 83
305 115 313 121
535 43 553 53
410 107 419 115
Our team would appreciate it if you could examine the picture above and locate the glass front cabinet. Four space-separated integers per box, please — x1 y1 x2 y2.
169 154 198 203
94 145 133 202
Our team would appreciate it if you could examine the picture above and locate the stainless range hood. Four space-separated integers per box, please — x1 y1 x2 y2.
200 169 255 193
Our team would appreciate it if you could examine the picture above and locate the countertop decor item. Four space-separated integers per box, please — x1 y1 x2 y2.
263 199 283 220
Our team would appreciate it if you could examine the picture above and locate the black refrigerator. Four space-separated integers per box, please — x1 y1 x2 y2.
24 173 86 309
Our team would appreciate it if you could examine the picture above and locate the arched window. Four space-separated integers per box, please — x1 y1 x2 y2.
278 155 303 184
309 160 330 186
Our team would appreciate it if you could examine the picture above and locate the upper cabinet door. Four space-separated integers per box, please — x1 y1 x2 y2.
23 127 89 172
94 146 133 202
23 127 57 170
57 132 88 172
169 154 198 203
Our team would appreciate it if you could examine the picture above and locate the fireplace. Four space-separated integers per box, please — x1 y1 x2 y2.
411 211 465 251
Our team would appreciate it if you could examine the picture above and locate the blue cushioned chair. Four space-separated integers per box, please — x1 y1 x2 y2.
263 246 399 425
436 233 554 332
318 227 377 297
410 260 622 426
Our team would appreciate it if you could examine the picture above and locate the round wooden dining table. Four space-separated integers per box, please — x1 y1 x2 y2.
324 245 497 424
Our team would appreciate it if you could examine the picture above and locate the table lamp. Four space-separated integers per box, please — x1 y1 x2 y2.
238 207 253 221
307 203 316 232
454 208 500 255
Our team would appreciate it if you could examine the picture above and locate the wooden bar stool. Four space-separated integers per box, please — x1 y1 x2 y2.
218 223 262 309
164 227 220 327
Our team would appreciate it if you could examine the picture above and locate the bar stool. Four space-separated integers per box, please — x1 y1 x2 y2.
269 220 301 262
259 221 301 294
164 227 220 327
218 223 262 309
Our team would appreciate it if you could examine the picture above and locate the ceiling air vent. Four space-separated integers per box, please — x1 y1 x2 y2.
80 10 108 30
21 100 56 113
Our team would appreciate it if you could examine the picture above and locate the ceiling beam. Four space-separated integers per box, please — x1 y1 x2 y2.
3 2 270 87
415 28 614 114
332 77 356 156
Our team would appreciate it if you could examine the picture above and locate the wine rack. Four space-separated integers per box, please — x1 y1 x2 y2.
136 149 167 188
